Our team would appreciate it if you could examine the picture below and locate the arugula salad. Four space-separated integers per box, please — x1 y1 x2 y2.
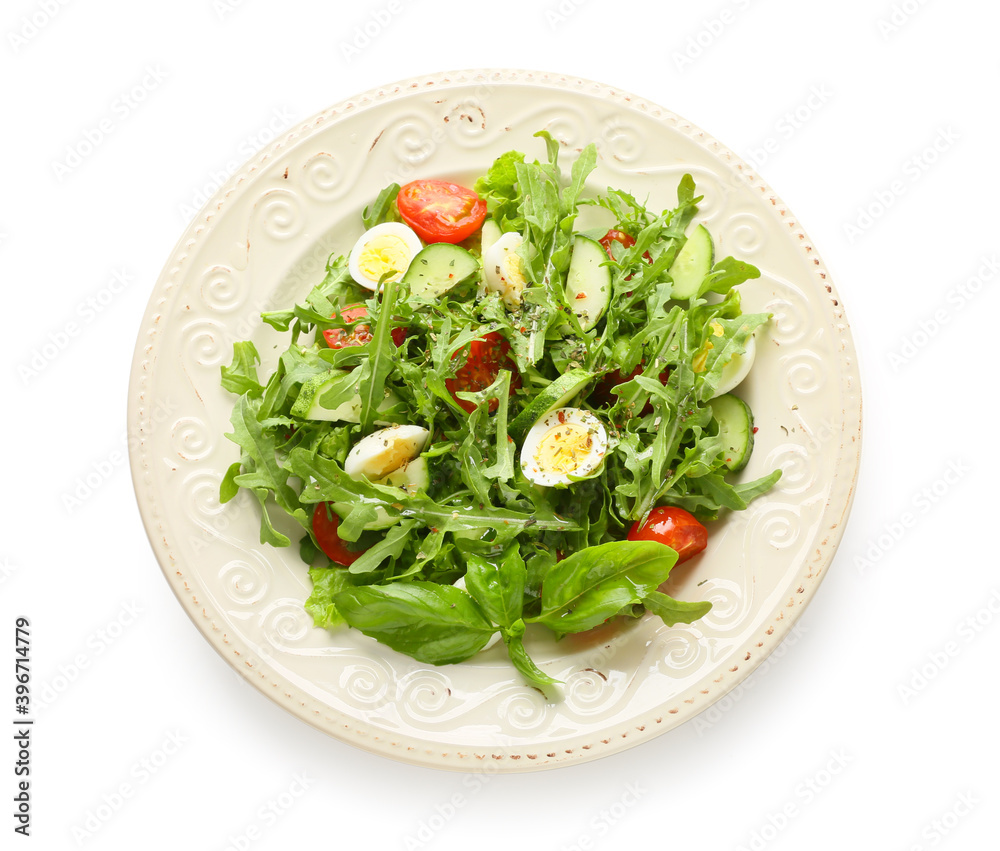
219 131 780 690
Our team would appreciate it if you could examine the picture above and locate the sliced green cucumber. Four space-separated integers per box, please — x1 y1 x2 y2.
508 368 594 442
291 370 399 423
565 234 612 331
710 393 754 472
402 243 479 298
479 218 502 257
381 455 429 494
669 223 714 300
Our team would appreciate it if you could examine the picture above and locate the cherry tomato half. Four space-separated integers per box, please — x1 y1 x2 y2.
590 363 670 413
599 229 653 280
322 304 406 349
445 331 521 414
599 229 637 259
312 502 366 566
627 506 708 564
396 179 487 244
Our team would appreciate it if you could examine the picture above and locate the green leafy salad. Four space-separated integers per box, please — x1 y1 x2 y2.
219 131 780 690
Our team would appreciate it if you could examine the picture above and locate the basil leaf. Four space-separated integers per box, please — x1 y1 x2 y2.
502 619 560 688
464 546 526 628
334 582 497 665
533 541 678 634
642 590 712 626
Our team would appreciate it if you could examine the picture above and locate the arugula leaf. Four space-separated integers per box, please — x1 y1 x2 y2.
346 520 418 575
224 394 305 546
699 256 761 298
361 183 401 230
221 342 263 398
334 581 497 665
356 278 401 432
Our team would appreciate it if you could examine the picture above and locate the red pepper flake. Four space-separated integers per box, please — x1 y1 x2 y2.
752 426 759 434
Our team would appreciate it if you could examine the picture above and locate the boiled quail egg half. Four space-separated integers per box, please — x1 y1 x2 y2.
348 222 423 290
483 231 528 310
519 407 608 488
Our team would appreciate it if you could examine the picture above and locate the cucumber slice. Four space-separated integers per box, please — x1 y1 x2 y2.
402 243 479 298
381 455 429 494
565 234 612 331
480 218 502 257
669 224 714 300
291 370 399 423
710 393 754 472
508 368 594 442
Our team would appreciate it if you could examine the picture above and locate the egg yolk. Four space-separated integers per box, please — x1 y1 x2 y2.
535 422 594 475
357 235 411 283
365 440 419 479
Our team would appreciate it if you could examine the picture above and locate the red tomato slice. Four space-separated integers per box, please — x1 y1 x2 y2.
445 331 521 414
322 304 406 349
397 180 487 244
599 229 636 259
599 229 653 278
627 506 708 564
312 502 366 566
591 363 670 412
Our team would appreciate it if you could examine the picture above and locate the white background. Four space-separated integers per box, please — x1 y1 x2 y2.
2 0 997 848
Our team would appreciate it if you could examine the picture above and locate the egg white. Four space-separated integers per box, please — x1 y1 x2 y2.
345 424 430 482
712 333 757 397
483 231 528 309
348 222 423 290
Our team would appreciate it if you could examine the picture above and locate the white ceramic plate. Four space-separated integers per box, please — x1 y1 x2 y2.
128 69 861 771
